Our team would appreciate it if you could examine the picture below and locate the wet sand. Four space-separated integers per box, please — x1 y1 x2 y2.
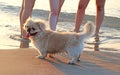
0 48 120 75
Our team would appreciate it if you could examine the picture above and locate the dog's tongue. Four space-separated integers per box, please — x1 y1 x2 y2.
26 32 30 38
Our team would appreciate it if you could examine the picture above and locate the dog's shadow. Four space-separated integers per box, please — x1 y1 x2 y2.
40 54 87 75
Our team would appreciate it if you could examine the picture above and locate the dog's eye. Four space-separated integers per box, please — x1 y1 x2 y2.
32 28 35 30
25 26 28 28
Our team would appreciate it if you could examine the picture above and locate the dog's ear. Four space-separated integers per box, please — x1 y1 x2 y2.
35 20 46 31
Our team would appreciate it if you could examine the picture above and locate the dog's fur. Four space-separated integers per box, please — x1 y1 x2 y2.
23 18 95 64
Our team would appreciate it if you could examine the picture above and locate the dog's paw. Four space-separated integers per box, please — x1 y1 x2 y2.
77 59 80 62
36 55 45 59
68 62 75 65
48 54 54 58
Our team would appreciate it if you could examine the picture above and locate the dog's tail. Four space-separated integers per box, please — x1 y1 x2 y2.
80 21 95 39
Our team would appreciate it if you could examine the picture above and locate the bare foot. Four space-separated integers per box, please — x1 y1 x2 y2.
94 34 100 51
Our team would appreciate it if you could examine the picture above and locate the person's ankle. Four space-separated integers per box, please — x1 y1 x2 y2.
73 29 80 33
20 37 30 48
21 37 30 42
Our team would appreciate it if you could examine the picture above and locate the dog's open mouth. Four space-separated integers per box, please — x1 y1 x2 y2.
26 32 37 38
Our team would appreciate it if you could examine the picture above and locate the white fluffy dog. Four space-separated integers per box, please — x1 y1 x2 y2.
23 18 95 64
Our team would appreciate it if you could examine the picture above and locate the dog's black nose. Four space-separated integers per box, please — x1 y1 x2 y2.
27 28 31 33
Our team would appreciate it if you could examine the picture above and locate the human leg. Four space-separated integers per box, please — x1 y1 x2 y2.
94 0 105 51
20 0 24 37
74 0 90 32
20 0 35 48
49 0 64 30
58 0 64 15
95 0 105 36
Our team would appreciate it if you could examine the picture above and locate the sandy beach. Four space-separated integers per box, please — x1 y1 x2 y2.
0 12 120 75
0 14 120 75
0 10 120 75
0 1 120 74
0 48 120 75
